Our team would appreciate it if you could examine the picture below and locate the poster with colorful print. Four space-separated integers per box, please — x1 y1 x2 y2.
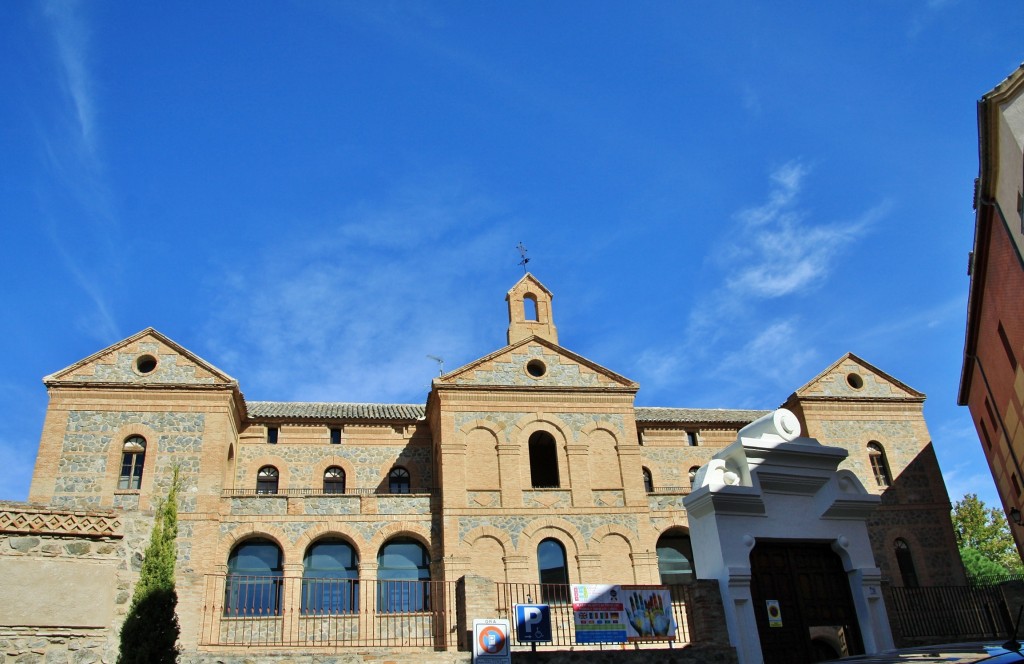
620 585 676 641
571 584 627 644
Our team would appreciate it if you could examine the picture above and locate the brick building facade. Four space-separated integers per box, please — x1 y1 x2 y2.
9 273 962 661
960 63 1024 558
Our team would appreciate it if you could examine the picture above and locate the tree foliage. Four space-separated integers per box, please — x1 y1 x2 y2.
952 493 1024 582
118 467 181 664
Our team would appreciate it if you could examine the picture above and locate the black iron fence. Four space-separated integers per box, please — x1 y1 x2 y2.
199 575 456 649
886 584 1011 643
495 583 692 649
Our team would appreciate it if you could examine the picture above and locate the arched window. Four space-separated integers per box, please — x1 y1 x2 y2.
377 537 430 612
868 442 892 487
226 538 283 615
642 467 654 493
529 431 560 488
302 538 358 614
656 530 695 585
895 538 919 587
323 466 345 494
538 538 570 603
688 466 700 488
388 467 410 494
256 466 279 495
118 435 146 490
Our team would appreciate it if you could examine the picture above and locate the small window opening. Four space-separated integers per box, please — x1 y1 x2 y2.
686 431 698 447
118 435 146 490
257 466 279 494
267 427 279 444
894 538 919 587
868 442 892 487
529 431 560 488
324 466 345 494
526 359 546 377
524 294 539 321
688 466 700 488
642 468 654 493
847 372 864 389
388 467 411 494
135 354 158 374
980 419 993 450
999 322 1017 370
330 427 341 445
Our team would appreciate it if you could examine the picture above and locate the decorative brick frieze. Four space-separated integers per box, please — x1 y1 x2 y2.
0 505 123 538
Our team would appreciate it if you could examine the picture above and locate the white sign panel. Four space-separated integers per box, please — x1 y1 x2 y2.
473 618 511 663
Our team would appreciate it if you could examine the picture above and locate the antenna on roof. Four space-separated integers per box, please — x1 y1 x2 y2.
426 355 445 376
516 242 530 273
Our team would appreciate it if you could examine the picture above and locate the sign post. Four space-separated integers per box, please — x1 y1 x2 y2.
472 618 511 664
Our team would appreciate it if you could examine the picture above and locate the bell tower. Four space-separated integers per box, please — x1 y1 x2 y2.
506 273 558 345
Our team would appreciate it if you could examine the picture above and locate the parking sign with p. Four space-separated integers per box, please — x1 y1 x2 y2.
514 604 552 642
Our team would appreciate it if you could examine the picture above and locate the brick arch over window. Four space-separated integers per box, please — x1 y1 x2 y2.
218 525 292 572
519 518 584 561
244 455 291 492
365 522 432 556
311 457 356 489
294 526 367 563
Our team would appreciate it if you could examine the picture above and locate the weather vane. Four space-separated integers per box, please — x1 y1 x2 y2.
516 242 530 273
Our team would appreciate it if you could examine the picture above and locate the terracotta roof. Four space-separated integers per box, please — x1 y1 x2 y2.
247 402 426 421
634 407 770 424
247 402 769 425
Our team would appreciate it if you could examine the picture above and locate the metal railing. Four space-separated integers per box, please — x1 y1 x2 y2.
886 585 1011 642
222 488 438 497
495 583 692 649
199 575 456 649
646 486 693 495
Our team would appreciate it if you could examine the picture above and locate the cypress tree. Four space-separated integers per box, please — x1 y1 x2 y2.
118 467 182 664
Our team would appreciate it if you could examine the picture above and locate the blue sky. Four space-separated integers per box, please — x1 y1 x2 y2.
1 2 1021 509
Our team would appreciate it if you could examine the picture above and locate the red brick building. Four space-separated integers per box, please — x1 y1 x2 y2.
959 64 1024 555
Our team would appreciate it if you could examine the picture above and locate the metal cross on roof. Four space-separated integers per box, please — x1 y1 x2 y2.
516 242 530 273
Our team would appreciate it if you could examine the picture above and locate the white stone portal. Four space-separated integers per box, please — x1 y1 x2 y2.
683 408 893 664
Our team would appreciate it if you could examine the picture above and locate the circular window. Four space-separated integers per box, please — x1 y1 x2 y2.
136 355 158 374
846 373 864 389
526 359 546 377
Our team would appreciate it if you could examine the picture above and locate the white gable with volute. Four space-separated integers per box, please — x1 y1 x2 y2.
684 409 893 664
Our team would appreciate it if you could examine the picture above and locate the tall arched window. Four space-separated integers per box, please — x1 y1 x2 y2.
524 293 539 321
537 538 570 603
118 435 146 490
388 467 410 494
529 431 560 488
256 466 279 495
323 466 345 494
226 537 283 615
377 537 430 612
868 442 892 487
656 530 695 585
302 538 358 614
642 467 654 493
895 538 919 587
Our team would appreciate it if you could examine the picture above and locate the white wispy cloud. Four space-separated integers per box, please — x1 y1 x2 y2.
725 162 882 299
36 1 121 343
203 183 515 403
44 0 98 161
633 161 882 405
